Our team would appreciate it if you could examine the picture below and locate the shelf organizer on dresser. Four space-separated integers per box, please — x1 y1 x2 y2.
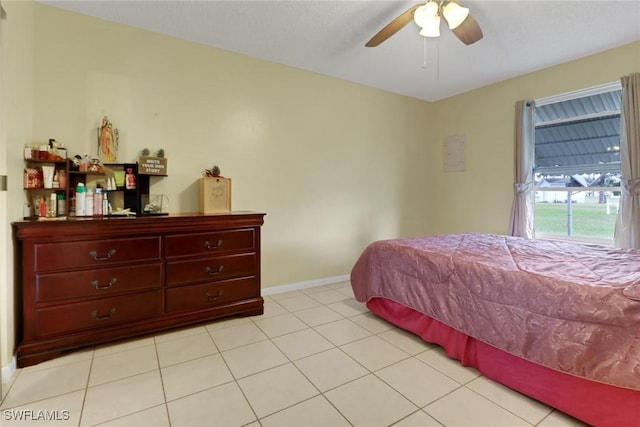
23 158 70 218
12 212 265 367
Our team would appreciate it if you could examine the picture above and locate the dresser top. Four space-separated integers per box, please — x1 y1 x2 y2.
13 212 266 240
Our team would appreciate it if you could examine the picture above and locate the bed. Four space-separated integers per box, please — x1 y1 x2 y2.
350 233 640 427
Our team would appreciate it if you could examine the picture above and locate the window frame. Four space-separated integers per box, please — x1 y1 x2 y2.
533 82 622 245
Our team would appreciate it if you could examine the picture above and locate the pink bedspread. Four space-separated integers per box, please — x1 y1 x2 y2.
350 233 640 390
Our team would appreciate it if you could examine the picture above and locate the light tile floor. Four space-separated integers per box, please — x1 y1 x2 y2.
0 281 588 427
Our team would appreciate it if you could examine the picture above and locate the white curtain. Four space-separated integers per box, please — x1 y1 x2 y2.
614 73 640 248
508 100 536 238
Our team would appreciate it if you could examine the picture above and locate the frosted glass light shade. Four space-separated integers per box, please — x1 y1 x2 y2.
414 1 439 28
419 15 441 37
442 2 469 29
424 1 439 16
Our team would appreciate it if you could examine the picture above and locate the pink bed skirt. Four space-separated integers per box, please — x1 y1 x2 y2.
367 297 640 427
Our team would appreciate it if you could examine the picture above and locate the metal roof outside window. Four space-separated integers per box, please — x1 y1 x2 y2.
534 89 621 175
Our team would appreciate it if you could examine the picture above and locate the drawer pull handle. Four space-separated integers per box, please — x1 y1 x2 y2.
91 278 117 290
204 239 223 250
205 265 224 276
91 307 116 320
206 290 223 301
89 249 116 261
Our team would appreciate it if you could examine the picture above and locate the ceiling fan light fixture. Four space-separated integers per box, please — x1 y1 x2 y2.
365 0 482 47
419 15 441 37
413 5 427 27
424 1 439 16
413 1 438 28
442 1 469 30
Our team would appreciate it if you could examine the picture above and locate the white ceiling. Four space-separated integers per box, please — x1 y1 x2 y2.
38 0 640 101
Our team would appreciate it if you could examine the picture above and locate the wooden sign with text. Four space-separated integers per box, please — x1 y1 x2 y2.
138 157 168 175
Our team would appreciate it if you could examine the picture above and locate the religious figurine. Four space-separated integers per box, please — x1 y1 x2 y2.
98 116 119 162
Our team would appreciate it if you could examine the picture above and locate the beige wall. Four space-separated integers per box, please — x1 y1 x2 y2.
2 0 34 375
429 42 640 234
1 1 638 370
1 3 433 365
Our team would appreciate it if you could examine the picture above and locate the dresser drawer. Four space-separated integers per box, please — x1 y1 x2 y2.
166 253 256 287
36 263 162 303
165 229 255 258
35 237 161 272
35 290 162 337
165 277 259 313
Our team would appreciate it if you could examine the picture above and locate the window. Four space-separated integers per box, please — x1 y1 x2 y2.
534 83 622 244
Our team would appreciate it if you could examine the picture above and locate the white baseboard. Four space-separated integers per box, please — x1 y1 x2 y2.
262 274 350 296
2 355 16 384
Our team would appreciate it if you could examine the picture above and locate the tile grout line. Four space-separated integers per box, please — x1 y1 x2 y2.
0 283 583 427
249 307 354 426
204 320 262 425
76 349 96 427
153 334 172 427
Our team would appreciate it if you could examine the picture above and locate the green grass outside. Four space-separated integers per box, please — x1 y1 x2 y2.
535 198 618 240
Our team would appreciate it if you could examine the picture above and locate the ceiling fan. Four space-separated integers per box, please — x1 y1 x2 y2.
366 0 483 47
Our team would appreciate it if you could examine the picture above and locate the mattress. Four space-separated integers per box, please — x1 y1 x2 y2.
350 233 640 391
366 297 640 427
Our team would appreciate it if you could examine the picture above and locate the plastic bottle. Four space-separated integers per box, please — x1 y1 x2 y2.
69 192 76 216
57 193 66 216
125 168 136 190
94 188 103 216
48 139 57 157
52 170 60 189
58 170 67 189
49 193 57 218
86 188 94 216
38 195 46 217
76 182 86 216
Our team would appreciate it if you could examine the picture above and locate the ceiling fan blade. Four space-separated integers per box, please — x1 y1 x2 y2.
451 13 483 45
365 3 421 47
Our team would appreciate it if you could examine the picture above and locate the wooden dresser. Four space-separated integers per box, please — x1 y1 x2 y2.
12 212 265 367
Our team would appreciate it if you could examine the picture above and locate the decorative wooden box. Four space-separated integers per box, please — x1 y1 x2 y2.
199 177 232 213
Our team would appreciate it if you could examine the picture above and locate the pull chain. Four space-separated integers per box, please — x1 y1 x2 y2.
436 37 440 80
422 37 440 81
422 37 440 80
